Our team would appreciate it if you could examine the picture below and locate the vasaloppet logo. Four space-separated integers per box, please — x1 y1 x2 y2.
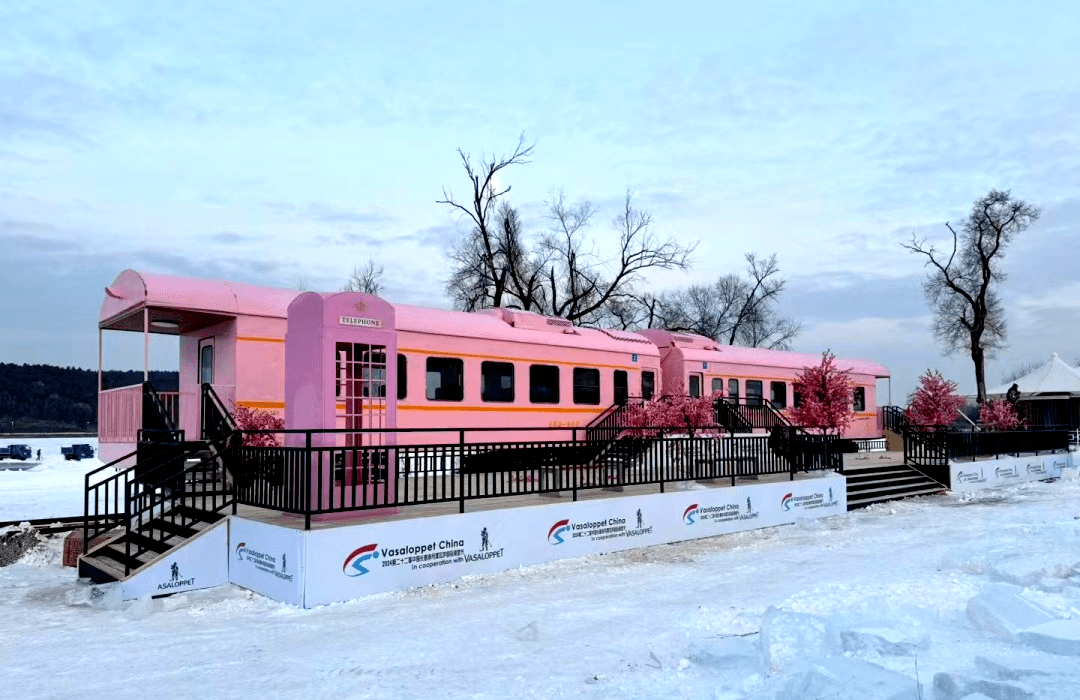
548 519 570 545
343 544 380 576
235 542 246 561
781 493 793 511
683 504 699 525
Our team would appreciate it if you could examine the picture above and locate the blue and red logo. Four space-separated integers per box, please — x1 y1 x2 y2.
343 544 380 576
683 504 699 525
781 493 793 511
235 542 246 561
548 519 570 545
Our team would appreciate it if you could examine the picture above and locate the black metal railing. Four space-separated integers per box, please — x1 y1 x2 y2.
716 401 754 433
143 381 176 432
201 382 237 441
222 425 843 528
881 406 907 433
945 429 1069 461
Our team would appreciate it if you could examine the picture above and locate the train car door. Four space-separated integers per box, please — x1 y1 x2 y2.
688 373 703 397
198 337 214 433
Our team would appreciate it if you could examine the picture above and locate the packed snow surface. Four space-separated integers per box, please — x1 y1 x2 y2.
3 456 1080 699
0 438 102 521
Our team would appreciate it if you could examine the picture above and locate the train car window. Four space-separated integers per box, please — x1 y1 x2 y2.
481 361 515 402
853 387 866 412
613 370 628 403
728 379 739 403
711 378 724 395
770 381 787 409
530 365 560 403
397 354 407 400
746 380 764 406
573 368 601 405
688 374 702 397
426 357 463 401
641 371 655 400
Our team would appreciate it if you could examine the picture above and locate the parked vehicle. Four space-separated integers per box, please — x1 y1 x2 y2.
0 444 32 461
61 444 95 461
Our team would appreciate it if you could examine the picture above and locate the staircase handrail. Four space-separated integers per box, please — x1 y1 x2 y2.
201 382 238 440
114 432 238 575
143 380 176 431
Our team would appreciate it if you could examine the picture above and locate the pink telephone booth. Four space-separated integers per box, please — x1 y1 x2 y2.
284 292 398 517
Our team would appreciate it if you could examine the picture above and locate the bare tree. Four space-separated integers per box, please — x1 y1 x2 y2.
903 189 1040 403
438 133 534 309
538 189 695 325
649 253 800 349
342 257 384 295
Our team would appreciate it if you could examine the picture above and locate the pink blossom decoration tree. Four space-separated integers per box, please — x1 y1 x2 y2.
233 405 285 447
905 370 965 428
619 387 722 439
979 399 1020 431
787 351 853 436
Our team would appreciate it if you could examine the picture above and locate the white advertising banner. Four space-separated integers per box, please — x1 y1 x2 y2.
950 453 1072 493
120 521 229 600
229 518 306 606
299 474 845 608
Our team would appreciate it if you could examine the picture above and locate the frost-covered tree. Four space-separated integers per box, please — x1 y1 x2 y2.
788 352 853 436
906 370 965 428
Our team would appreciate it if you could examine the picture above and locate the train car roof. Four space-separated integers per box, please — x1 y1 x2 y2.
394 305 661 357
636 328 889 378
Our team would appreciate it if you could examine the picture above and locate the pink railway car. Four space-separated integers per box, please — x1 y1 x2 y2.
638 330 889 439
96 270 889 463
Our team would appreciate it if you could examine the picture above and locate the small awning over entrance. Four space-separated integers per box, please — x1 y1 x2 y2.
100 269 299 334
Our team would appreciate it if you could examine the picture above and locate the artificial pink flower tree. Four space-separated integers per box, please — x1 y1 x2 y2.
905 370 966 428
233 405 285 447
979 399 1020 431
788 351 853 436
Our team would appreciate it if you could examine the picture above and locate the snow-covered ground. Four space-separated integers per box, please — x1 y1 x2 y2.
0 437 102 521
2 462 1079 699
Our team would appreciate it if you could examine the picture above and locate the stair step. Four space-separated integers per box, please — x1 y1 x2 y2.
125 531 173 555
94 545 147 571
78 555 124 584
849 480 942 498
847 486 946 509
169 505 226 524
848 475 936 490
143 518 200 539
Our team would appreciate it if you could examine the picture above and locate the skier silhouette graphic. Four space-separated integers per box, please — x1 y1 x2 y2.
636 509 643 529
747 497 752 513
170 563 179 581
282 553 287 572
481 527 490 552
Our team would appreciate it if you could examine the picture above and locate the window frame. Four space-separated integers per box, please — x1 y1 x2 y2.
572 367 601 405
480 361 515 403
770 381 787 409
529 364 560 404
425 357 464 402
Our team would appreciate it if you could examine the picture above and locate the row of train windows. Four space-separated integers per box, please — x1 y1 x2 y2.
687 375 866 412
410 356 655 405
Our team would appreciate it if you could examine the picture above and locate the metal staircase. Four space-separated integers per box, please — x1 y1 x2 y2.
79 383 239 584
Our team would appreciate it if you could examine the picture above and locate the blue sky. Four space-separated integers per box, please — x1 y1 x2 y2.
2 0 1078 401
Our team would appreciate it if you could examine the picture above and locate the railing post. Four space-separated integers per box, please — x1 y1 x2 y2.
304 431 312 531
659 433 665 494
83 474 90 556
459 430 466 514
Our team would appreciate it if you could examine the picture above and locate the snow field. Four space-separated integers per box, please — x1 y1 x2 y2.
2 453 1080 698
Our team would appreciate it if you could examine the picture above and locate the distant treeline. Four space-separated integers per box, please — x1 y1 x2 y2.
0 363 179 434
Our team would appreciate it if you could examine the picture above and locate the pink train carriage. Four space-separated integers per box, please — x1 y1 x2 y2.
96 269 890 466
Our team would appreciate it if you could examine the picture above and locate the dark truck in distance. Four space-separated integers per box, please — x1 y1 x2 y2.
62 444 95 461
0 444 32 460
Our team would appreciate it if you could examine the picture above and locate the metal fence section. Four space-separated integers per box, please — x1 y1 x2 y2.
226 427 844 527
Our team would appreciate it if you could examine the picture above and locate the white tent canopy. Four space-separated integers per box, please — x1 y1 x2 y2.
987 353 1080 396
